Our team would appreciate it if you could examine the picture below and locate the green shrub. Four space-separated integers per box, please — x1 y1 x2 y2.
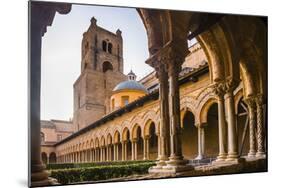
50 162 155 184
47 160 155 170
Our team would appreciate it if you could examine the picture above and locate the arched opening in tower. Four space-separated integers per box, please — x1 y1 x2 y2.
102 61 113 72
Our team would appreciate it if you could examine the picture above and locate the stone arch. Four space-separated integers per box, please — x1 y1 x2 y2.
113 130 121 144
180 107 197 128
107 133 112 145
49 152 56 164
122 127 130 141
199 97 218 124
94 138 99 148
143 119 157 137
100 136 105 147
102 61 113 72
41 152 48 164
131 124 142 139
181 109 197 159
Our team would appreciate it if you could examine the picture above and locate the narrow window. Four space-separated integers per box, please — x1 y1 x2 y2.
102 40 107 51
108 43 112 54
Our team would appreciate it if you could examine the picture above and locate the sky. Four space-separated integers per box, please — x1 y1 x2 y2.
41 4 153 121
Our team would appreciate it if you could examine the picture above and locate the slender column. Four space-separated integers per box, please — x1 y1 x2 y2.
143 137 150 160
225 81 239 161
195 124 205 160
256 95 266 157
143 137 147 160
124 141 128 161
244 97 257 157
114 144 119 161
122 142 125 161
134 140 138 160
147 137 150 160
131 141 135 160
100 147 104 161
214 83 227 161
156 64 170 165
116 144 119 161
166 62 185 165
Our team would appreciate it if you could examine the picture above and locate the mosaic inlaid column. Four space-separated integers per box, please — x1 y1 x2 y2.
256 95 266 157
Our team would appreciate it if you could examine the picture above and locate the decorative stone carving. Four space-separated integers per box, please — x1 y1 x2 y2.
255 94 266 157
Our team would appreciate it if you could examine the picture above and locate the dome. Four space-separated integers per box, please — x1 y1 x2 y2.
113 80 148 93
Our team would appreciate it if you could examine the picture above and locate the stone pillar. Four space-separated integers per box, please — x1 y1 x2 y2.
131 141 135 160
156 63 170 165
225 81 240 162
122 142 125 161
29 3 71 185
244 97 257 157
166 62 186 166
256 95 266 157
143 136 150 160
123 141 127 161
134 140 138 160
195 124 205 160
213 83 228 161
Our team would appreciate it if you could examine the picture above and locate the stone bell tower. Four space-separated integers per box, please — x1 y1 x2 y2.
73 17 127 131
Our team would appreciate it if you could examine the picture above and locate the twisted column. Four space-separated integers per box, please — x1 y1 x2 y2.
256 95 266 157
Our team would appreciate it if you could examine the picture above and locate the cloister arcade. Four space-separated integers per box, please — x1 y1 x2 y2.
30 1 267 186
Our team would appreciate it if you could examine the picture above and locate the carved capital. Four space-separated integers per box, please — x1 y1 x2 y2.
225 78 240 93
145 40 188 72
211 82 227 99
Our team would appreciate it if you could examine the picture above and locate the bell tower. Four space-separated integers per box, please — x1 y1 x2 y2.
73 17 127 131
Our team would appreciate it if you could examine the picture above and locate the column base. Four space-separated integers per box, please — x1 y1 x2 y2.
213 153 227 163
247 151 257 158
195 154 204 160
256 152 266 158
149 162 193 174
